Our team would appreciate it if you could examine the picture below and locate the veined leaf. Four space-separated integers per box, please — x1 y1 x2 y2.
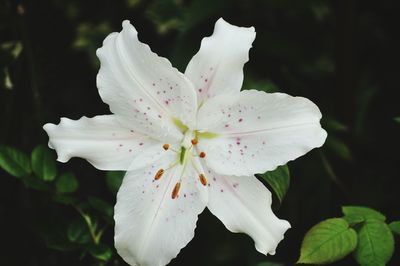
354 220 394 266
298 218 357 264
342 206 386 223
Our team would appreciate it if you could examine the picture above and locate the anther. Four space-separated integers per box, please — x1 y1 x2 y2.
171 182 181 199
154 169 164 180
191 138 198 145
163 144 169 151
199 174 207 186
199 151 206 158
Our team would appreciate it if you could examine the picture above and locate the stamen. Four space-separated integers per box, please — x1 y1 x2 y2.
199 151 206 158
191 138 198 145
199 174 207 186
154 169 164 180
163 144 169 150
171 182 181 199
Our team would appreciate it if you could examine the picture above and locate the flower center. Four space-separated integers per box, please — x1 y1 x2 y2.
153 129 209 200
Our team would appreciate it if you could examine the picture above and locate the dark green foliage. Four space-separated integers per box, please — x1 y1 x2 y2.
105 171 125 195
1 0 399 265
31 145 57 181
299 206 398 265
0 145 31 177
56 172 79 193
354 220 394 266
298 218 357 264
258 165 290 203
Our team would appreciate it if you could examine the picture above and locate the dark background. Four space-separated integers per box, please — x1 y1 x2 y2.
0 0 399 265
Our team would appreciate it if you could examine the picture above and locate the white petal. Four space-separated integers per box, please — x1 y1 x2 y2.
115 155 208 266
96 20 197 140
197 90 327 176
185 18 255 103
43 115 160 171
205 168 290 255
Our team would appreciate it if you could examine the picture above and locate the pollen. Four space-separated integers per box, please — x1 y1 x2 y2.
171 182 181 199
154 169 164 180
163 144 170 150
199 174 207 186
199 151 206 158
191 138 198 145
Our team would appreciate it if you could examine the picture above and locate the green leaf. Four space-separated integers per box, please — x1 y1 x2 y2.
88 244 113 261
56 172 79 193
258 165 290 203
21 175 51 191
325 136 352 161
31 145 57 181
354 220 394 266
67 219 91 244
0 41 23 59
322 117 348 132
88 196 113 218
298 218 357 264
53 194 78 205
389 221 400 235
342 206 386 223
394 117 400 123
0 145 31 177
105 171 124 194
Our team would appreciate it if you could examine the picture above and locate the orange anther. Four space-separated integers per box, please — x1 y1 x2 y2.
199 174 207 186
171 182 181 199
163 144 169 150
199 152 206 158
191 138 198 145
154 169 164 180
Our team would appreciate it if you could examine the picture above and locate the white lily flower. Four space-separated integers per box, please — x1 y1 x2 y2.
43 18 327 266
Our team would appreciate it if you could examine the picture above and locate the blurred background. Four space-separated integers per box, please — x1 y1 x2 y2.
0 0 399 265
